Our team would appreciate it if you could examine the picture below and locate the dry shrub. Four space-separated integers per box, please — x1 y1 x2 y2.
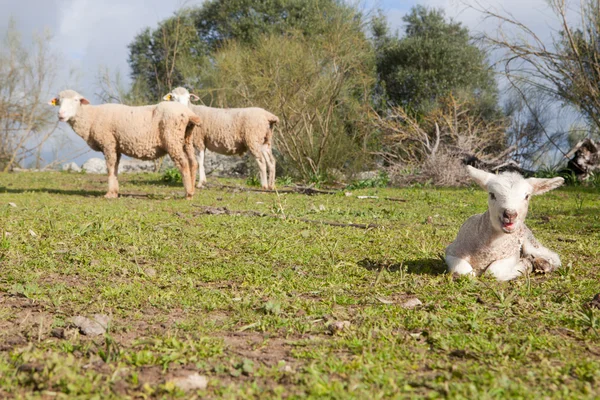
373 95 511 185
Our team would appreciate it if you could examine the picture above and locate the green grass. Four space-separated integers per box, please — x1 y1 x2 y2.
0 171 599 399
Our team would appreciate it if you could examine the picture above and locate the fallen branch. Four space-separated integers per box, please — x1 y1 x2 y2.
191 205 380 229
211 184 338 196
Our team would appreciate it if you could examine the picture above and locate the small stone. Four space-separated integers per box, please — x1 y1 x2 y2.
344 192 353 196
61 162 81 172
71 314 110 336
327 320 351 334
319 204 326 211
170 373 208 392
588 293 600 310
401 298 422 309
144 268 156 277
51 328 65 339
8 202 16 208
28 229 37 237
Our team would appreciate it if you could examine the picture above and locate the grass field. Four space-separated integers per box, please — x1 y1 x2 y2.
0 171 599 399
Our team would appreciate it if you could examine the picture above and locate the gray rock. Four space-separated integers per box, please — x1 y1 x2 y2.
71 314 110 336
327 320 351 334
118 159 155 173
170 373 208 391
204 150 247 176
61 162 81 172
401 298 422 309
355 170 380 180
81 158 107 174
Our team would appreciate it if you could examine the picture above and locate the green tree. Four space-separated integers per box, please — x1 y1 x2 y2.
375 6 499 117
127 9 208 103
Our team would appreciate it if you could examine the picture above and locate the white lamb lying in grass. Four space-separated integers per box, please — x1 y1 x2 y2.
445 166 564 281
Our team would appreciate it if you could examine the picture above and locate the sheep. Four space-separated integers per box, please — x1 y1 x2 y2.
48 90 200 199
163 87 279 190
445 166 564 281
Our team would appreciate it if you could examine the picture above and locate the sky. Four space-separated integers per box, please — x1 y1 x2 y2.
1 0 568 165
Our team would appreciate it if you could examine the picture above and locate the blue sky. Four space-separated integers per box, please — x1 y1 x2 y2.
1 0 565 165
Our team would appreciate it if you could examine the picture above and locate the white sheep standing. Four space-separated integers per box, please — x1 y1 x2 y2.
163 87 279 190
48 90 200 199
445 166 564 281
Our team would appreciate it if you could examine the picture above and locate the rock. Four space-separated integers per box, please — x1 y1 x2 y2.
401 298 422 309
8 202 16 208
355 170 380 180
144 267 156 277
327 320 351 334
204 151 248 176
588 293 600 310
118 159 155 173
61 162 81 172
82 158 107 174
81 158 156 174
170 373 208 392
71 314 110 336
51 328 65 339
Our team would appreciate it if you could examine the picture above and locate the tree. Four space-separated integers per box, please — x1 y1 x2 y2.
0 20 59 171
127 9 208 103
375 6 499 118
480 0 600 158
204 7 376 179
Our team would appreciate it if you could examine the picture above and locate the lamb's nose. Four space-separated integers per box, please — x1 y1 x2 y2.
503 210 518 220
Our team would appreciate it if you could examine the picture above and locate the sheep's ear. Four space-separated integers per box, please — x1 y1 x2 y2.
467 166 493 190
527 177 564 195
48 97 59 106
80 97 90 105
163 93 172 101
190 93 200 102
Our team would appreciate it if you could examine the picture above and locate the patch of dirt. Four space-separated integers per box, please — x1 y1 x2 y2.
221 332 295 367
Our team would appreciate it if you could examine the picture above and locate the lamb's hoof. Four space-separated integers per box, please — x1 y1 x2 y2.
185 194 194 200
532 258 556 274
104 192 118 199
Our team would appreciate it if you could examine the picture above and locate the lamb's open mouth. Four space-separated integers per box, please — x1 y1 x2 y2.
501 219 517 232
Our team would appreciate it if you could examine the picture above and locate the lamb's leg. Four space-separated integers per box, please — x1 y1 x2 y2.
262 144 276 190
196 148 207 188
521 225 561 273
485 254 531 281
169 150 194 200
445 255 475 277
104 151 120 198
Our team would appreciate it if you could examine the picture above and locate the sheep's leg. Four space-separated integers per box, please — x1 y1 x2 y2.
104 152 120 199
445 255 475 277
521 226 561 273
196 148 207 188
252 149 269 189
185 140 197 191
262 144 276 190
169 150 194 200
485 255 531 281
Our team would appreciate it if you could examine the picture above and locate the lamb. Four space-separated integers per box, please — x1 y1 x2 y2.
48 90 200 199
445 166 564 281
163 87 279 190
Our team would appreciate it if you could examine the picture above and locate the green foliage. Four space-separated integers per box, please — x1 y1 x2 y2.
374 6 500 118
346 171 390 190
161 167 182 183
127 9 208 102
245 175 261 187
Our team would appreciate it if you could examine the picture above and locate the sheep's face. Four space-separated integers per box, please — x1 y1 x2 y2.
467 166 564 234
48 90 89 122
163 87 199 106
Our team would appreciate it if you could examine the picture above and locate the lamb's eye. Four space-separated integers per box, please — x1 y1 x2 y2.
489 193 496 200
525 194 530 200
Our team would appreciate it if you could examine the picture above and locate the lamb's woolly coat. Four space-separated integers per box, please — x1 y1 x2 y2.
444 166 563 281
51 90 200 198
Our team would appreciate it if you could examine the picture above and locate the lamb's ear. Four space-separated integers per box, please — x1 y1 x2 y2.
527 177 564 195
467 166 494 190
80 97 90 105
190 93 200 102
48 97 59 106
163 93 173 101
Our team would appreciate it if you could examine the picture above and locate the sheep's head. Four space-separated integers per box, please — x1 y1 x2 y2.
163 87 199 106
467 166 564 234
48 90 90 122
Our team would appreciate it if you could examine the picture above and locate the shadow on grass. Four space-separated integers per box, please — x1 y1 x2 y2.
358 257 447 276
0 187 177 199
